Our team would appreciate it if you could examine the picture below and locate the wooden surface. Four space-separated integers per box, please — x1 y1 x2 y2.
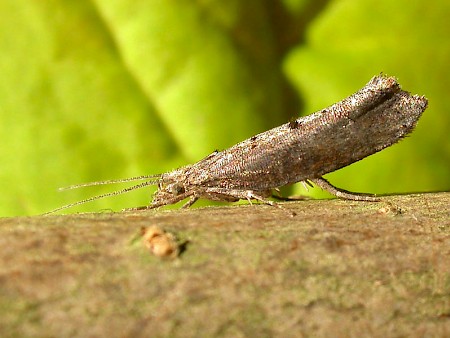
1 192 449 337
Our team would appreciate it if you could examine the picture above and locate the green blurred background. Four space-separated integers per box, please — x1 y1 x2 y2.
1 0 449 217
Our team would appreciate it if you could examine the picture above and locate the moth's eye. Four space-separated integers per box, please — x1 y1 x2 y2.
169 184 185 196
175 185 185 195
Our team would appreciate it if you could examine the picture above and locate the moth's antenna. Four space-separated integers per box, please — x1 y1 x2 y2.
58 174 162 191
44 179 160 215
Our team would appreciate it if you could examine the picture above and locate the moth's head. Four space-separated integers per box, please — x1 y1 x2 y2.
151 168 189 207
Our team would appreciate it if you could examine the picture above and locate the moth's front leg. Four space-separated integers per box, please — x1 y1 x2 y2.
125 190 194 211
177 187 240 209
182 196 198 208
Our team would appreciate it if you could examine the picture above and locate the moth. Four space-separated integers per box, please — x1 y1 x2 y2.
48 75 428 214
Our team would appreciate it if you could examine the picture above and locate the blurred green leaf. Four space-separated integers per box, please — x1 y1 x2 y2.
0 0 448 216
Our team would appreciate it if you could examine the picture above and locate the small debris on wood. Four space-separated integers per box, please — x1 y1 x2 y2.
377 202 402 216
141 226 179 259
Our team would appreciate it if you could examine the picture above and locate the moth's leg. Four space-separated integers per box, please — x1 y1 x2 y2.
204 187 296 217
270 184 311 201
182 196 198 208
202 187 270 204
123 192 192 211
310 177 380 202
123 204 161 211
271 191 309 201
302 180 314 191
247 191 275 206
271 195 309 201
249 191 297 217
124 205 148 211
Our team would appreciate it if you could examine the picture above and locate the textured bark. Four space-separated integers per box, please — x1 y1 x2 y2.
1 193 449 337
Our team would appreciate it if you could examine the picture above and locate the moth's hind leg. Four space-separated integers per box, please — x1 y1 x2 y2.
311 177 380 201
